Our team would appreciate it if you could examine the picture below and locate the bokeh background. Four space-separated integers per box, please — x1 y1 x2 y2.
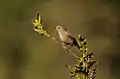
0 0 120 79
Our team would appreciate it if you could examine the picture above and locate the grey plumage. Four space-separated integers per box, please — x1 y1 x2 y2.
56 26 80 50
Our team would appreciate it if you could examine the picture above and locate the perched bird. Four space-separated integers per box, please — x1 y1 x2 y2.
55 26 80 51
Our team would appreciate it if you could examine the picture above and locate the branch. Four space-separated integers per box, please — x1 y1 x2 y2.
31 13 98 79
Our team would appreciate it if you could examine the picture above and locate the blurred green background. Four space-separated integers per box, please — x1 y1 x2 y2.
0 0 120 79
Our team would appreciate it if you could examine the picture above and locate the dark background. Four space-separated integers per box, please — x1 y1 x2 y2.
0 0 120 79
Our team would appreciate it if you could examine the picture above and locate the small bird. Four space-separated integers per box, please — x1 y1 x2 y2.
55 26 80 51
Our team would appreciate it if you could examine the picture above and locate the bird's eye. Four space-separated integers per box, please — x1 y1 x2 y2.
58 27 60 29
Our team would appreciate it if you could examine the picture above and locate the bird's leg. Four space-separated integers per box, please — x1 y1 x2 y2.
61 42 73 52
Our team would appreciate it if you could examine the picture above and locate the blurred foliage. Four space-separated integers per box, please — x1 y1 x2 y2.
107 0 120 5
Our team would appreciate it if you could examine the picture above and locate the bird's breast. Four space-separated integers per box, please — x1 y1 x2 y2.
58 32 73 44
59 33 67 41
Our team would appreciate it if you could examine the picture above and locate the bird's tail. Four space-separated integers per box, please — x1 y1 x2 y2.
72 34 87 54
75 40 80 49
72 38 80 49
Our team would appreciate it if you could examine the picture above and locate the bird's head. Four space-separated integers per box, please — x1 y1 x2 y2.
55 26 67 33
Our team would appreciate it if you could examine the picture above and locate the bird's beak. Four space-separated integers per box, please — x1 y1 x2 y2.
53 26 57 32
53 26 56 30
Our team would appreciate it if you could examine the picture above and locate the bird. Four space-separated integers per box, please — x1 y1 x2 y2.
55 26 80 51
